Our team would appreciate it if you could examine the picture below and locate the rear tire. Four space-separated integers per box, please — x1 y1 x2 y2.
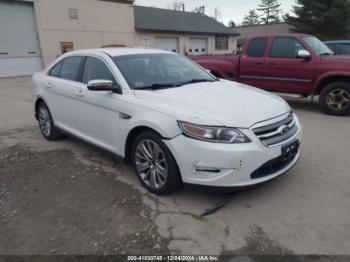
37 102 64 141
319 82 350 116
132 131 182 195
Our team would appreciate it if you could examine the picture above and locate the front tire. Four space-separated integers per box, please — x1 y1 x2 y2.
37 102 64 140
132 132 182 195
319 82 350 116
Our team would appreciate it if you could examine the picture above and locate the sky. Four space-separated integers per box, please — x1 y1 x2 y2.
134 0 295 25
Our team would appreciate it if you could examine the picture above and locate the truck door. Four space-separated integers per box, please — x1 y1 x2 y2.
262 36 316 94
238 37 268 88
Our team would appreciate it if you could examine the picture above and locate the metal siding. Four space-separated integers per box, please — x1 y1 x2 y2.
189 38 208 55
155 37 178 53
0 0 43 77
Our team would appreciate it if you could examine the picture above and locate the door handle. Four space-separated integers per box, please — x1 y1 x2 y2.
269 62 276 66
75 89 85 98
46 82 55 88
256 62 263 65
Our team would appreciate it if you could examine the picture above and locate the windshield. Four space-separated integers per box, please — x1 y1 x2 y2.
303 36 334 55
113 54 217 90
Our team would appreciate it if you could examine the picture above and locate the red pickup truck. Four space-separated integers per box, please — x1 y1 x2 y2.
191 34 350 116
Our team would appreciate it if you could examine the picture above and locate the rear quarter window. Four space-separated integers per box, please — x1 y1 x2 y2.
49 62 62 77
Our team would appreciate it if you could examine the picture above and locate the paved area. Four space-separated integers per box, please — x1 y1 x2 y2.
0 77 349 256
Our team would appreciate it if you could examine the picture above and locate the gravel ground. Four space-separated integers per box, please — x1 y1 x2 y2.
0 77 349 257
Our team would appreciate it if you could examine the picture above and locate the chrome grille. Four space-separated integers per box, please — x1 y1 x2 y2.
253 113 298 146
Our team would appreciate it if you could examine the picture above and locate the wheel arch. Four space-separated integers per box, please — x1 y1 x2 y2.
314 73 350 95
124 126 166 165
34 97 45 120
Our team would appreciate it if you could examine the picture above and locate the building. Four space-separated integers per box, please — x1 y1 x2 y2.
235 23 292 49
0 0 239 78
134 6 239 56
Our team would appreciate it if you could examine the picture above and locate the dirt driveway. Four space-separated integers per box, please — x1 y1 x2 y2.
0 77 349 257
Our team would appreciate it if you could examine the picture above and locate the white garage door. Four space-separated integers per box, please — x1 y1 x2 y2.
155 37 178 53
0 1 43 77
189 38 208 55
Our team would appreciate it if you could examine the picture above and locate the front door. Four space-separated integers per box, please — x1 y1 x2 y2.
73 56 122 153
238 37 268 88
262 36 316 94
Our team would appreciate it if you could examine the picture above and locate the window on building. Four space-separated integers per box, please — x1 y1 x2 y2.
247 38 268 58
215 36 229 50
60 42 74 54
270 37 305 58
82 57 116 84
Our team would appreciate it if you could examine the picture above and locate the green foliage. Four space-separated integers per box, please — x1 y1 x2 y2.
242 9 261 25
257 0 282 23
228 20 237 28
287 0 350 40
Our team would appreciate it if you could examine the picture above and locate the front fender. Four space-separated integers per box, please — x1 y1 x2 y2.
313 71 350 94
118 109 182 158
195 60 235 79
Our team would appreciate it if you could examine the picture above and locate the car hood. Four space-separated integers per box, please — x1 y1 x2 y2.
134 80 291 128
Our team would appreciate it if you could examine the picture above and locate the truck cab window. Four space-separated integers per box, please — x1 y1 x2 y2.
247 38 268 58
270 37 305 58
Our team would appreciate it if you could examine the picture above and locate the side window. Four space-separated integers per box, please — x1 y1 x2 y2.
49 62 62 77
247 38 268 58
326 43 336 53
82 57 116 84
339 43 350 55
270 37 305 58
59 56 84 81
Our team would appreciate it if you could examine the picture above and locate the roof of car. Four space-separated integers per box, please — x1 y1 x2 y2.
248 33 311 38
66 48 173 57
323 40 350 44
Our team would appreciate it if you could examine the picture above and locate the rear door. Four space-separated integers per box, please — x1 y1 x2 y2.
238 37 268 88
262 36 316 94
45 56 85 130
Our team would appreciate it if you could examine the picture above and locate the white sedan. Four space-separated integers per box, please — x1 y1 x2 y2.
32 48 302 195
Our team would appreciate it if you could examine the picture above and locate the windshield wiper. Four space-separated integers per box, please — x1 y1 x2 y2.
136 83 177 90
320 52 334 56
176 79 217 87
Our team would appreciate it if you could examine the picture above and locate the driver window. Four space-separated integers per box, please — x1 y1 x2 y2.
82 57 116 84
270 37 305 58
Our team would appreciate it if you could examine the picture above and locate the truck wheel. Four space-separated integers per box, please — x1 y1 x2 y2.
319 82 350 116
132 132 183 195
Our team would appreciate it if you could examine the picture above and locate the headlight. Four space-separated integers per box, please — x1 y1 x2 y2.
177 121 251 144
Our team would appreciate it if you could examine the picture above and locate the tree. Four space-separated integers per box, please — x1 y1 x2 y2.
227 20 236 28
212 7 222 22
192 6 205 14
169 1 185 11
242 9 260 25
287 0 350 40
257 0 281 24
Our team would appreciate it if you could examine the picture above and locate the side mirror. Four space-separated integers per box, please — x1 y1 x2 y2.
297 50 311 59
87 80 122 94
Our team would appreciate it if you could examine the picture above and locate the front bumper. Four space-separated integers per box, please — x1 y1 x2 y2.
164 117 302 188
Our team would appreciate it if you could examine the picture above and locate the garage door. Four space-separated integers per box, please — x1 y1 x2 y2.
189 38 208 55
155 37 178 53
0 1 43 77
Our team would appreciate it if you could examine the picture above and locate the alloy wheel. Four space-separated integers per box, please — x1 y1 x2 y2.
38 106 52 137
135 139 168 190
326 89 350 111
